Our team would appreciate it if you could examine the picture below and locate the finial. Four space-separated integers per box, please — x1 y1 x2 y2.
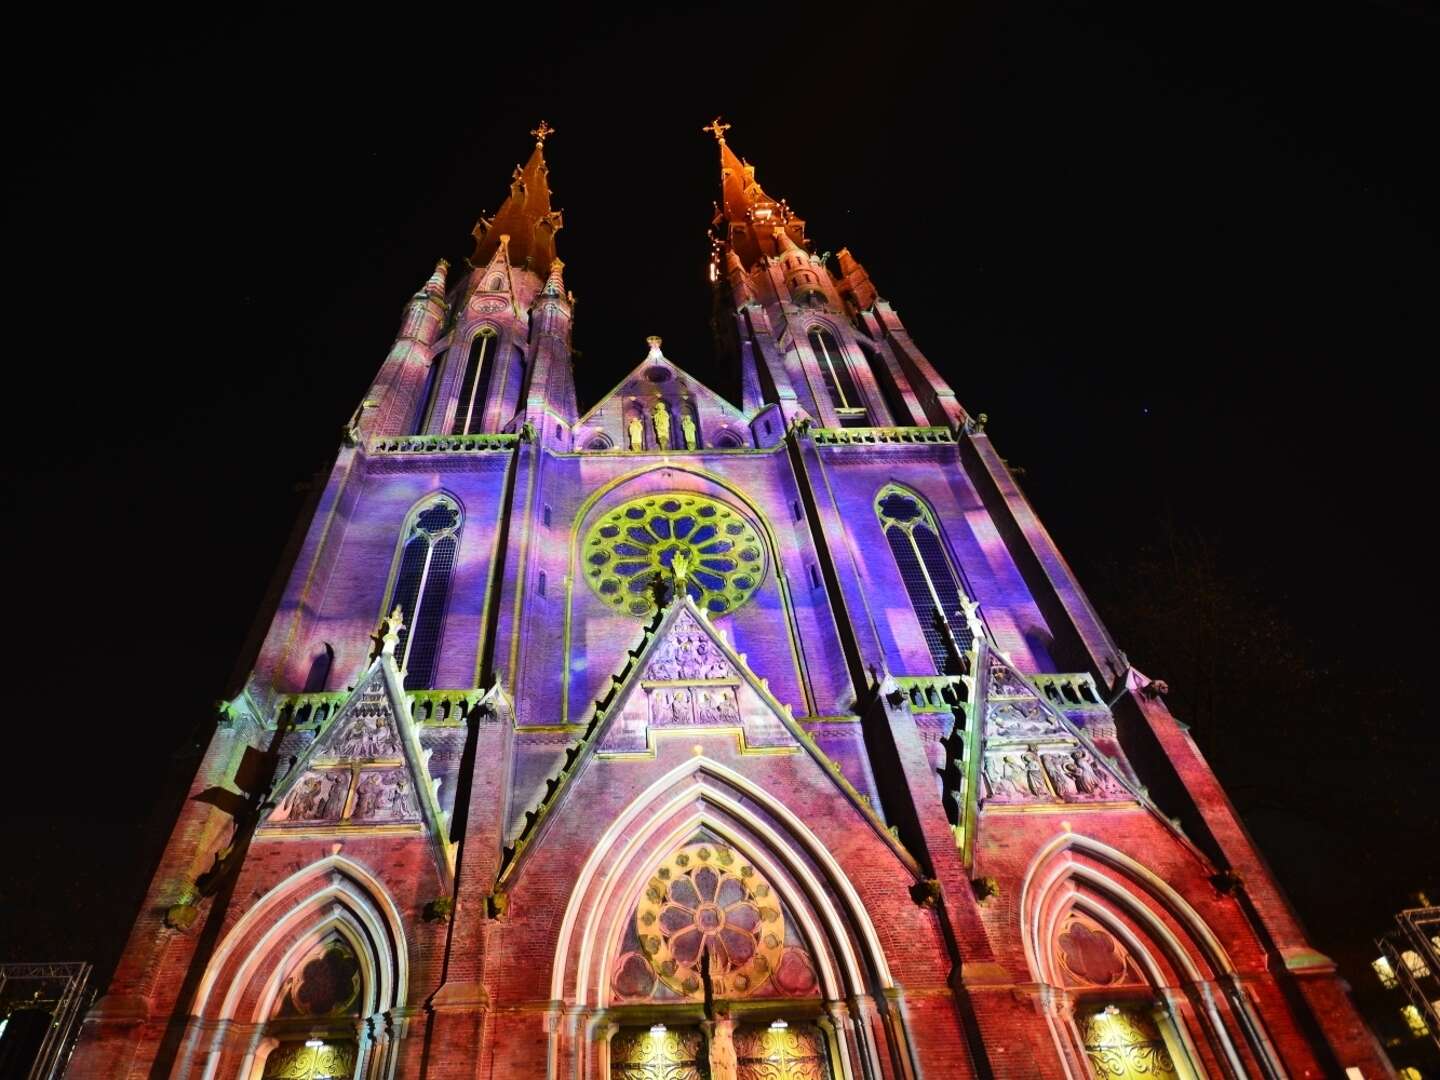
702 117 731 142
646 335 664 359
671 550 692 585
531 120 556 146
377 605 406 659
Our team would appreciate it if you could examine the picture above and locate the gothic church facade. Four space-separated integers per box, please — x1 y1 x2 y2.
70 125 1389 1079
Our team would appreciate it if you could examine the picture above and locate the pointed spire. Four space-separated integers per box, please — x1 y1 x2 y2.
773 226 803 256
707 123 809 271
542 257 566 297
471 128 564 279
420 258 449 298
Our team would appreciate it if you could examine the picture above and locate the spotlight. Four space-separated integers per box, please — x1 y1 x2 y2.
650 1024 667 1035
304 1039 324 1048
770 1019 788 1030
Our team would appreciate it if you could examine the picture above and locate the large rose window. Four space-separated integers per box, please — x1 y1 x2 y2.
611 842 820 1003
583 495 765 617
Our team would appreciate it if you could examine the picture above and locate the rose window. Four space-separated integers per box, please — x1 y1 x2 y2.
583 495 765 617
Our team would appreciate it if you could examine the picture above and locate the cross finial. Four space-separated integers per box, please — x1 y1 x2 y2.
531 120 556 146
702 117 731 142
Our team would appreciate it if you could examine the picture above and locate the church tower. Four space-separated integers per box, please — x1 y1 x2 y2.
69 124 1388 1079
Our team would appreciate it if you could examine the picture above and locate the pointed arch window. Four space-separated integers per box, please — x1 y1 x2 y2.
385 497 460 690
451 329 496 435
415 347 446 433
808 327 869 427
875 484 972 673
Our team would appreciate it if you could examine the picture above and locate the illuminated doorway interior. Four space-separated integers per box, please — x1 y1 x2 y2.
1079 1002 1181 1079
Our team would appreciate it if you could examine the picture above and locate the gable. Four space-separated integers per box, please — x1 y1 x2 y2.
597 609 795 755
498 596 920 886
260 655 455 882
572 344 751 452
975 650 1132 807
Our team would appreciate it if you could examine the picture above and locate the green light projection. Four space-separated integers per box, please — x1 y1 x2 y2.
583 494 765 617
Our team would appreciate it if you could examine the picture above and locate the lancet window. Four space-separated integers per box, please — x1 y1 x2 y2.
384 496 460 690
451 328 496 435
260 936 362 1079
875 485 973 673
807 328 869 427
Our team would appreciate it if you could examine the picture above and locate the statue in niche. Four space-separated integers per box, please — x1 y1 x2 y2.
1044 753 1078 798
716 689 739 724
989 663 1029 698
280 770 344 822
352 769 417 820
649 689 672 723
1022 751 1050 797
652 401 672 449
669 689 692 725
628 413 645 451
983 754 1022 799
1066 749 1117 797
697 690 720 725
681 410 698 450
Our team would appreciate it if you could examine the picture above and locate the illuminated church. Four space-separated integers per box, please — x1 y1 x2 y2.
70 122 1390 1078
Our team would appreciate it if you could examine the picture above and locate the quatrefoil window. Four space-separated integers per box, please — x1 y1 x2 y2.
583 495 765 617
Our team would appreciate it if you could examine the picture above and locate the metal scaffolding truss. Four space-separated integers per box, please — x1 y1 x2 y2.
0 961 93 1080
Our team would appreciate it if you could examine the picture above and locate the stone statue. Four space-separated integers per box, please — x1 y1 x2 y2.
653 401 671 449
628 414 644 451
681 411 698 450
1023 751 1049 797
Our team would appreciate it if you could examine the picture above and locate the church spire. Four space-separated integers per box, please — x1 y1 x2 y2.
705 118 809 270
470 124 564 279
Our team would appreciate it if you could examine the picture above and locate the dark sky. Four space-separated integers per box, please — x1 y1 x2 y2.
3 5 1435 1001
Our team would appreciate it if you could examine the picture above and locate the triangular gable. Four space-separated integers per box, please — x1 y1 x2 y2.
974 649 1132 807
497 595 921 886
597 605 796 755
572 344 750 450
261 653 456 884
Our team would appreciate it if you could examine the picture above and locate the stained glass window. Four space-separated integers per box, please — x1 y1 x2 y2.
451 330 495 435
583 495 765 618
875 485 974 674
385 497 460 689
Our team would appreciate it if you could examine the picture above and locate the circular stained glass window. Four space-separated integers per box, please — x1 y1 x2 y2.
582 494 766 617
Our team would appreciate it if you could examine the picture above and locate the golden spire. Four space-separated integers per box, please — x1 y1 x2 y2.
530 119 556 146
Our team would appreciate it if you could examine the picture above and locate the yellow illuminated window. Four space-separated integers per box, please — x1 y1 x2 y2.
1401 1004 1430 1038
1401 949 1432 978
1373 956 1400 989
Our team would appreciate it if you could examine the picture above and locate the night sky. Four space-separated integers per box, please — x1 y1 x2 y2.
3 5 1435 1010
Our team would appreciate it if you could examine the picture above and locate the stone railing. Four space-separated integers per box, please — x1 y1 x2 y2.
1030 672 1106 709
370 433 519 454
274 691 349 730
274 687 491 729
408 688 490 726
893 675 969 714
809 425 955 446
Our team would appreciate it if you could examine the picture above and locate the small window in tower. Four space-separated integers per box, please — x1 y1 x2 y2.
792 500 802 522
543 505 552 528
808 327 868 423
808 564 821 590
537 572 547 597
452 330 496 436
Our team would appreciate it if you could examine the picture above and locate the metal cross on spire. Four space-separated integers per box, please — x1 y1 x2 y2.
531 120 556 146
702 117 731 141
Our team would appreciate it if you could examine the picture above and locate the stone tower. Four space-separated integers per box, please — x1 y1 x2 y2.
69 124 1389 1079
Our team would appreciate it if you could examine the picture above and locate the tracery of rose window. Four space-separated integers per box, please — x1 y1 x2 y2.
611 842 819 1003
583 495 765 617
